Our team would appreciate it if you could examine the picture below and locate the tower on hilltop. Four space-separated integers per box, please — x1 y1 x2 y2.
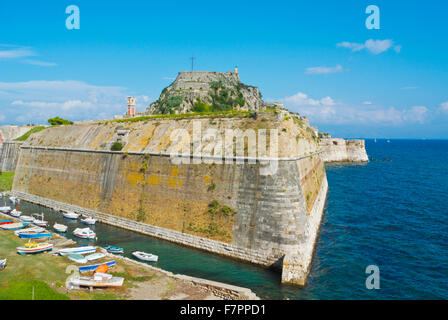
127 96 136 117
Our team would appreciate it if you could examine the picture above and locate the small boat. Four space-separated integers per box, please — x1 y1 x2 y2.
62 211 79 219
104 245 124 254
0 258 6 270
0 219 14 226
85 252 106 261
68 253 88 264
10 209 21 217
78 260 116 273
0 206 11 213
0 222 30 230
56 246 96 256
17 241 53 255
32 213 48 227
9 196 17 203
14 226 45 236
68 272 124 289
81 216 96 225
53 223 68 233
132 251 158 262
18 230 52 239
20 215 35 222
73 227 96 239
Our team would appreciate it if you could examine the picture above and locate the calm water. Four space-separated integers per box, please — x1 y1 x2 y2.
4 139 448 299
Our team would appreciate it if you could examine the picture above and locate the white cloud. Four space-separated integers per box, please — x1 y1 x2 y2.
22 59 57 67
401 86 419 90
280 91 429 125
337 39 399 55
363 101 372 105
0 46 34 59
439 102 448 113
305 65 343 75
0 80 133 125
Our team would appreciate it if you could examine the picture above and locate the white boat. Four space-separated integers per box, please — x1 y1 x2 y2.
17 241 53 255
85 252 106 261
20 215 34 222
0 258 6 270
0 206 11 213
32 213 48 227
14 226 45 236
132 251 158 262
73 227 96 239
53 223 68 233
10 209 21 217
56 246 96 256
9 196 17 203
81 217 96 225
62 211 79 219
68 272 124 289
68 254 88 264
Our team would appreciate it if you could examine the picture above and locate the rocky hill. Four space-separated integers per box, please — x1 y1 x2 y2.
146 71 264 114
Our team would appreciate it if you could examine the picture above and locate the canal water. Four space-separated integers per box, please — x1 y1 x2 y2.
3 139 448 299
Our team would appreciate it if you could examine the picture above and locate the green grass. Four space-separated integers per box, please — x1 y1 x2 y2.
14 126 47 141
0 279 69 300
111 110 250 123
0 171 14 191
111 271 156 282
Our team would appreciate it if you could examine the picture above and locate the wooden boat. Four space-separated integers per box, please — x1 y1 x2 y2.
132 251 158 262
0 219 14 226
10 209 21 217
73 227 96 239
104 245 124 254
62 211 79 219
20 215 35 222
56 246 96 256
81 217 96 225
68 272 124 289
85 252 106 261
78 260 115 273
0 222 30 230
53 223 68 233
17 241 53 254
18 230 52 239
0 206 11 213
68 253 88 264
32 213 48 227
0 258 6 270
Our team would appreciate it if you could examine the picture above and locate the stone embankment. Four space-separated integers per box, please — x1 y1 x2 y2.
319 138 368 162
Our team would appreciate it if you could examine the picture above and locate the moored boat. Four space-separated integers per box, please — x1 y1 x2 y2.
0 206 11 213
81 216 96 225
10 209 21 217
56 246 96 256
14 226 45 236
78 260 116 273
62 211 79 219
73 227 96 239
0 222 30 230
68 253 88 264
20 215 34 222
104 245 124 254
32 213 48 227
18 230 52 239
132 251 158 262
68 272 124 289
85 252 106 261
17 241 53 255
0 219 14 226
53 223 68 233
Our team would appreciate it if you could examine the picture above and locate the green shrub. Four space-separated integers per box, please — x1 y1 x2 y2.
111 141 124 151
48 117 73 126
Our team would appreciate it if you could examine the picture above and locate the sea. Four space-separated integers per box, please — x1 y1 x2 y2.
5 139 448 299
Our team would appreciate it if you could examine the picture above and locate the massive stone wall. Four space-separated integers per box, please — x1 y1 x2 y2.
0 125 31 142
319 138 368 162
12 113 327 285
0 141 23 172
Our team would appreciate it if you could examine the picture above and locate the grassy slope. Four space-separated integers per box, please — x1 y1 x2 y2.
0 171 14 191
14 126 47 142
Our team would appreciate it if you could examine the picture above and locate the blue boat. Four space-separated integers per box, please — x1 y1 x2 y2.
104 245 124 254
18 231 53 239
78 260 116 273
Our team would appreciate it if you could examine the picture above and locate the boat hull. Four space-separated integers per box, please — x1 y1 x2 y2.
78 261 116 273
17 244 53 255
69 276 124 288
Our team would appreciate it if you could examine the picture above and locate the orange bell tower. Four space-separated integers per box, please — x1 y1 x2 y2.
127 96 136 117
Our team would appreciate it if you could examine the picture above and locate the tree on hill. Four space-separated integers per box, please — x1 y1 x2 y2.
47 117 73 126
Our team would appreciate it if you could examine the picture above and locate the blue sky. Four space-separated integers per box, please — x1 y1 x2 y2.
0 0 447 138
